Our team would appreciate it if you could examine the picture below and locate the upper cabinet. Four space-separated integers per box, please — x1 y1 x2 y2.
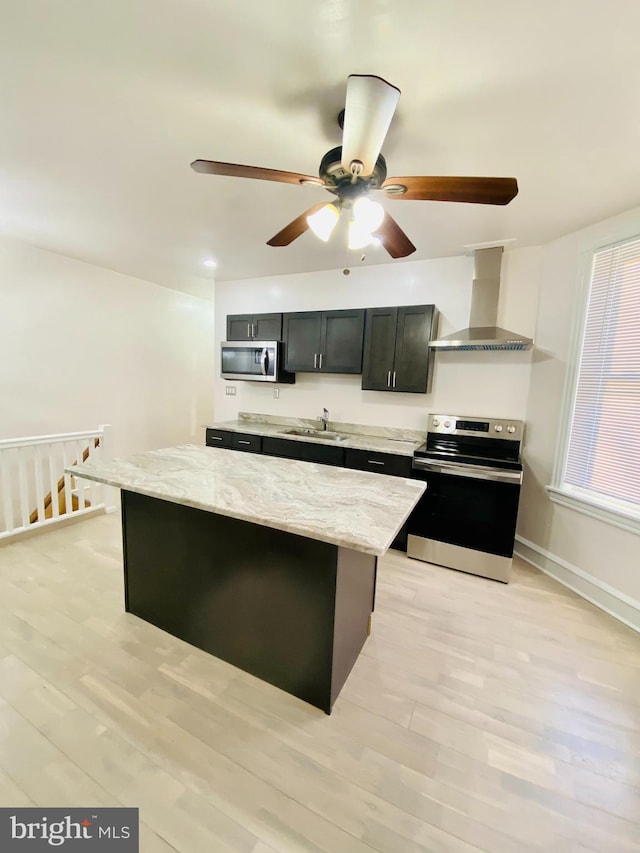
283 309 365 373
226 313 283 341
362 305 438 393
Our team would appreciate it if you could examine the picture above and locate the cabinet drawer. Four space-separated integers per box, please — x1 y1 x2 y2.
206 429 232 448
344 448 412 478
231 432 263 453
301 442 345 467
262 436 304 460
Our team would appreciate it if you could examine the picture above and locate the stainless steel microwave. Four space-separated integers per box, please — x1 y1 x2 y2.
220 341 295 383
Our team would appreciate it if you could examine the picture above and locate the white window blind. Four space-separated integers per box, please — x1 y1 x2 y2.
562 236 640 519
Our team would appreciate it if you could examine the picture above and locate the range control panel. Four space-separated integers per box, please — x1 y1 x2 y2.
428 414 523 441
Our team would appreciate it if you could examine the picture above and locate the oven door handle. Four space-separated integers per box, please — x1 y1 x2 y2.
412 458 522 484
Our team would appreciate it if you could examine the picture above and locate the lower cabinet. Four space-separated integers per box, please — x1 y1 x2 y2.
262 436 345 467
206 431 411 550
231 432 263 453
261 436 302 460
205 428 232 448
343 448 412 478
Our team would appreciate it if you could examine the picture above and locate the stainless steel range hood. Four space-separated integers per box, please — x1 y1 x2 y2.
429 246 533 351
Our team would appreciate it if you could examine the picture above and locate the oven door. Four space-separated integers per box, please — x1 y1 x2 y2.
408 459 522 558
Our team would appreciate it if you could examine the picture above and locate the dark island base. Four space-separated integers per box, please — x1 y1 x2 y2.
121 490 377 713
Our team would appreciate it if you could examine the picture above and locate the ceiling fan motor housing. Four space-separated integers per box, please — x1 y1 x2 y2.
319 146 387 200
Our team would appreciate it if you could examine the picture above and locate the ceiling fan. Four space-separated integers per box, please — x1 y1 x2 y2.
191 75 518 259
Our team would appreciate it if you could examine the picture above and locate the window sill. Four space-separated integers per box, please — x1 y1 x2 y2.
547 486 640 536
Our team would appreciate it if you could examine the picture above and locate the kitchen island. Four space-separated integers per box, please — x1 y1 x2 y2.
68 444 425 713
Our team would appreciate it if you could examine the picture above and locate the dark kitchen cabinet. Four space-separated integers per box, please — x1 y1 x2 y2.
300 441 345 467
343 448 412 478
206 428 232 448
226 313 283 341
283 309 365 373
231 432 263 453
361 304 438 393
261 436 305 460
261 435 345 467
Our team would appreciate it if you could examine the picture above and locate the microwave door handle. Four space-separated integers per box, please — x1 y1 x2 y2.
260 347 268 375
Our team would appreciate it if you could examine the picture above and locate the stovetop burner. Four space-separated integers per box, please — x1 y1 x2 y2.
414 413 524 471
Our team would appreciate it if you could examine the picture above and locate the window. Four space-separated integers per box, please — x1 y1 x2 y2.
551 235 640 531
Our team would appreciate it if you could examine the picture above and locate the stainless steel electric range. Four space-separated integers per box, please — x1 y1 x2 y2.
407 414 524 583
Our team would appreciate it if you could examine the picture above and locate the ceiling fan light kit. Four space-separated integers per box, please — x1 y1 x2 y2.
353 197 384 232
348 221 375 251
307 202 341 241
191 74 519 260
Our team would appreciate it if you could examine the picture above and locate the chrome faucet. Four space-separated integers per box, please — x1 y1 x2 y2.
319 407 329 431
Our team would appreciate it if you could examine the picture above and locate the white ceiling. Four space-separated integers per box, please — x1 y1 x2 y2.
2 0 640 295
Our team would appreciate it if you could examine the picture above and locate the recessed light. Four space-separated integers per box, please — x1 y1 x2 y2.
202 257 217 268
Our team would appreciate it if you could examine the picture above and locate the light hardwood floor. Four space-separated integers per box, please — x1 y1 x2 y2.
0 512 639 852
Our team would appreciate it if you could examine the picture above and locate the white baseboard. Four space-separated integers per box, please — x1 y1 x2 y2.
514 535 640 635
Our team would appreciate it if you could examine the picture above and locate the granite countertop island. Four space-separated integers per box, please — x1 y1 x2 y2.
70 443 425 556
68 444 425 713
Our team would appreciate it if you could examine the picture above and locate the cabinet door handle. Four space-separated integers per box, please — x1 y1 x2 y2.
387 370 391 387
368 460 385 466
211 436 223 441
393 371 397 388
238 440 251 445
247 323 251 338
319 353 323 369
314 353 318 369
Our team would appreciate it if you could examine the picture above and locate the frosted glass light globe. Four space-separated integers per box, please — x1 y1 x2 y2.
352 197 384 232
307 203 340 241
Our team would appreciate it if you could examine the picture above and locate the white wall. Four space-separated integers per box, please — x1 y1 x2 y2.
518 204 640 618
0 236 215 456
214 247 541 431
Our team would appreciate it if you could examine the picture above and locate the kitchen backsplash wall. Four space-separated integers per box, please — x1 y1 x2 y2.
214 248 542 432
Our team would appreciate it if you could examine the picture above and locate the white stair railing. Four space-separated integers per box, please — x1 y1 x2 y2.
0 424 114 541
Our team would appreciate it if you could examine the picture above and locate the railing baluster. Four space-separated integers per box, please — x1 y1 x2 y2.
34 444 46 524
87 439 98 508
61 442 72 519
1 449 15 533
48 443 60 519
18 447 30 529
74 440 85 511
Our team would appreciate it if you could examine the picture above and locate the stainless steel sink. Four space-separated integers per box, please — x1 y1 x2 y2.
279 428 348 442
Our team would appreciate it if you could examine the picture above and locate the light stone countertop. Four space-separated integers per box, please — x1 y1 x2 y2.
206 412 426 457
68 444 426 557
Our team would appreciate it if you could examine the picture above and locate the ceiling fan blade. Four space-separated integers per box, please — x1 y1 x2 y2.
374 211 416 259
266 203 328 247
382 176 518 205
191 159 323 187
341 75 400 178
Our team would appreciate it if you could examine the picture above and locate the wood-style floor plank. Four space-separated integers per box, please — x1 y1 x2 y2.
0 513 639 852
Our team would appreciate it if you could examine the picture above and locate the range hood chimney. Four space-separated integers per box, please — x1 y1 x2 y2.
429 246 533 351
